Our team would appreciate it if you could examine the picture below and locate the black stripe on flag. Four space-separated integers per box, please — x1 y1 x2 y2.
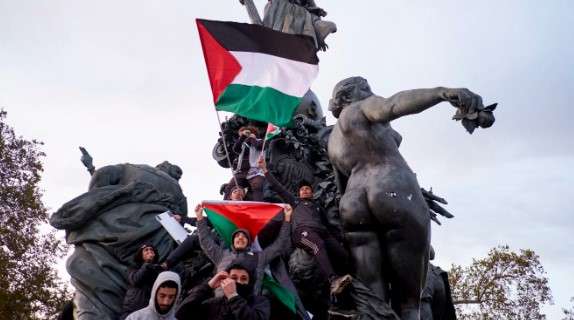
197 19 319 65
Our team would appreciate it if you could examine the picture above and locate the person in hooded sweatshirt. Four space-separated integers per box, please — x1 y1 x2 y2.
121 243 165 320
125 271 181 320
161 185 247 271
195 203 292 294
175 259 270 320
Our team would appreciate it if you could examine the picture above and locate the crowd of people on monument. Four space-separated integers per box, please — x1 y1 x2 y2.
104 125 354 320
52 78 476 320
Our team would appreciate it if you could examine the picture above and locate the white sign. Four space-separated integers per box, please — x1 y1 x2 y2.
155 211 188 244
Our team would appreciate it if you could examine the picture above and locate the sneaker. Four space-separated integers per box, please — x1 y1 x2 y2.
330 274 352 296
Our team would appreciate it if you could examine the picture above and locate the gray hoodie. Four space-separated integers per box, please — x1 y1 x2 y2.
125 271 181 320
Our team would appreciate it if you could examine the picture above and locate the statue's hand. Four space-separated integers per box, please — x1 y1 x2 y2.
308 7 327 17
79 146 94 169
442 88 484 114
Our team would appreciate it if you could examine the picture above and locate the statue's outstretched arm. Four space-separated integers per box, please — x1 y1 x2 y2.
362 88 483 123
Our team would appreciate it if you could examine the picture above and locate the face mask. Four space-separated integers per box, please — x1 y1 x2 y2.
236 283 252 297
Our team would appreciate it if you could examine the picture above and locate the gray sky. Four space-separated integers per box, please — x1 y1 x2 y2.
1 0 573 317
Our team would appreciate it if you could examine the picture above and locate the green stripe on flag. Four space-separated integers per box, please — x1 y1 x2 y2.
263 274 296 314
216 84 301 127
204 208 237 246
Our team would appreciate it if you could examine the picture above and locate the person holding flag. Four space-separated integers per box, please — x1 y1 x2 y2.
195 203 292 294
227 126 265 201
199 200 311 319
226 123 281 201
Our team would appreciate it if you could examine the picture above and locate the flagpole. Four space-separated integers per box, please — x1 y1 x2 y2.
260 124 270 159
213 110 240 189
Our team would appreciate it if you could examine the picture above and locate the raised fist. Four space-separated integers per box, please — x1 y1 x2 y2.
195 204 204 221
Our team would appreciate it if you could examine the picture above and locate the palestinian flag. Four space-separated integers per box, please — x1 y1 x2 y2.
265 123 281 141
201 200 286 248
196 19 319 127
201 200 309 319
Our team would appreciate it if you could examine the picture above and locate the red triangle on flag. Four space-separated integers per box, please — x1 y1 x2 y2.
196 20 242 104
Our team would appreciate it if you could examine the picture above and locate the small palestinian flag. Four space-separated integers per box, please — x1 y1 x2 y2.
201 200 308 319
265 123 281 141
196 19 319 127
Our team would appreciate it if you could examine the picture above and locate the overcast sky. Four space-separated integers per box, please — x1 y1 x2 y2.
1 0 573 317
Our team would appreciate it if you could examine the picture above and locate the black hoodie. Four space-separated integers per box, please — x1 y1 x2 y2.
175 260 270 320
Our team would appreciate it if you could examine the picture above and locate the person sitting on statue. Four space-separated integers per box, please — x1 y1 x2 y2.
226 126 265 201
126 271 181 320
257 158 351 296
120 244 169 319
175 259 270 320
195 203 293 295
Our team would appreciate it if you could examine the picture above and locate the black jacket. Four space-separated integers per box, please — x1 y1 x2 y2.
175 283 270 320
120 263 162 320
265 172 327 233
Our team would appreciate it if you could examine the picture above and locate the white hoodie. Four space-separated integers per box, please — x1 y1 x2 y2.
125 271 181 320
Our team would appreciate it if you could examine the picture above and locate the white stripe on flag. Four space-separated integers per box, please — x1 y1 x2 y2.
230 51 318 97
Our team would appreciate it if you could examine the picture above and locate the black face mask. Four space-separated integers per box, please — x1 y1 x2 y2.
236 283 252 298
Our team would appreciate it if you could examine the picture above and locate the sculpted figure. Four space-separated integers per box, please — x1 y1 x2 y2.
239 0 337 50
421 248 456 320
50 161 187 320
327 76 490 319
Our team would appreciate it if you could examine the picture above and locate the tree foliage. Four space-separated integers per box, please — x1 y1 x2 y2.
562 297 574 320
0 110 70 319
448 245 552 319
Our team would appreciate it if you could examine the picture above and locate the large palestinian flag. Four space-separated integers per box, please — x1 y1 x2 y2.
201 200 309 319
196 19 319 127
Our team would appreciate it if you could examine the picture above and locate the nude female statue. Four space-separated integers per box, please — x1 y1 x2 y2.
327 76 487 319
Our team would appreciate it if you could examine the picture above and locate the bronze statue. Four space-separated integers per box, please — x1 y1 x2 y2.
421 248 457 320
50 158 187 320
327 76 495 319
239 0 336 50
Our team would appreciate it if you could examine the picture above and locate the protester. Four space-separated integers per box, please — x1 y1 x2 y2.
175 259 270 320
258 158 351 295
160 186 245 271
230 185 247 201
121 244 165 320
195 203 292 294
227 126 265 201
125 271 181 320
